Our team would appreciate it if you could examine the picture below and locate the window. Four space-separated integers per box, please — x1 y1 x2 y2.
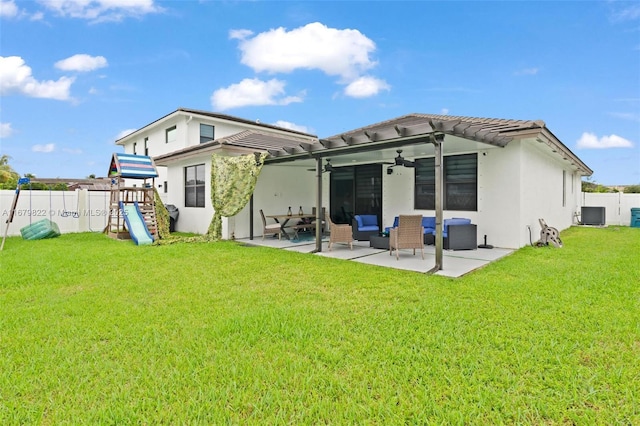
184 164 205 207
144 137 149 156
571 172 574 194
163 180 168 194
200 124 215 144
563 170 566 207
166 126 177 144
133 142 137 155
415 154 477 211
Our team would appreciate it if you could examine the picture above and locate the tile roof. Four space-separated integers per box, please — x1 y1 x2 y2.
153 112 591 175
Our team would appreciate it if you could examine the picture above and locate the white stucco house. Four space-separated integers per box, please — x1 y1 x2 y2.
116 109 592 250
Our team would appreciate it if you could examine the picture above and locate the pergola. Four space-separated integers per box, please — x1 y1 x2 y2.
260 113 591 272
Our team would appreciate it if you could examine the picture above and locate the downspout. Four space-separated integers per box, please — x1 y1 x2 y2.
428 134 445 273
313 156 323 253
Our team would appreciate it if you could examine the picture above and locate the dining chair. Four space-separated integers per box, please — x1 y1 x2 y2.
260 209 281 240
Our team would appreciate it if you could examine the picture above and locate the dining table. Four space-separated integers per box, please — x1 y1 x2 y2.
266 213 318 240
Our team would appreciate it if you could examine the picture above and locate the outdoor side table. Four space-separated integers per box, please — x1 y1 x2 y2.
369 235 390 250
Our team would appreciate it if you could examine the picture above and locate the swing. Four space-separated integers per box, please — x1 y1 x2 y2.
61 190 79 218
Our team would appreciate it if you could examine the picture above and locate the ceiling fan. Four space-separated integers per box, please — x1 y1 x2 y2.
392 150 415 168
307 158 334 173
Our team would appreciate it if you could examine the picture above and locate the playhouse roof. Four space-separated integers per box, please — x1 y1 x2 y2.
108 153 158 179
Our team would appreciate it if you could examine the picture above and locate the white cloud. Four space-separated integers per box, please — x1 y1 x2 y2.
0 0 18 18
610 3 640 22
607 112 640 122
211 78 303 110
515 67 539 76
273 120 311 134
576 132 634 149
37 0 162 22
0 56 75 100
55 54 108 72
0 122 14 138
30 11 44 21
32 143 55 153
229 29 253 40
440 108 450 115
116 128 137 140
234 22 377 81
344 76 390 98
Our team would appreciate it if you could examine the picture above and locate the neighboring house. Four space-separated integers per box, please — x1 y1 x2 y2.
118 110 592 249
115 108 319 235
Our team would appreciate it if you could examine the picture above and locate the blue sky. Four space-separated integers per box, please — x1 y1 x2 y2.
1 0 639 185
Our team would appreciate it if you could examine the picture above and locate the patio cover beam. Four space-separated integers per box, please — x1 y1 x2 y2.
264 133 437 165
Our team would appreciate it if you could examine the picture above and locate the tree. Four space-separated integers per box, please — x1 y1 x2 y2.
624 185 640 194
581 177 614 193
0 154 20 189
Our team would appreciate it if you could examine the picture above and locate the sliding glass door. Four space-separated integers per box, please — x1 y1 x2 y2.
330 164 382 225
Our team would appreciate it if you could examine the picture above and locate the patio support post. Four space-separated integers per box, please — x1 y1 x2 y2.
314 156 323 253
429 134 444 273
249 194 254 240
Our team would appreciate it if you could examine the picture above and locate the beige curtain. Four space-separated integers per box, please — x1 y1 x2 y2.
206 152 268 239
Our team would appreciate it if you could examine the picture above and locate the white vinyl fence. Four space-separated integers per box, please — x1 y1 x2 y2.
1 189 112 237
580 192 640 226
3 189 639 237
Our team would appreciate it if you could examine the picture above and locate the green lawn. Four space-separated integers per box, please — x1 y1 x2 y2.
1 227 639 424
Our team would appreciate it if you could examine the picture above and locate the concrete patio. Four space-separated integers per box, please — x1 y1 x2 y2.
239 234 514 278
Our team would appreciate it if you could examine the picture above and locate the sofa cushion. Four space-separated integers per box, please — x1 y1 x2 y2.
385 216 400 233
355 215 379 229
422 216 435 233
430 218 472 238
362 215 378 227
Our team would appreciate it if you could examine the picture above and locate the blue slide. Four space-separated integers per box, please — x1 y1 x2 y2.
119 201 154 245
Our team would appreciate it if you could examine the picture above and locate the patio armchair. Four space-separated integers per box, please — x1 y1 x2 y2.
386 216 436 245
432 218 477 250
352 214 380 241
326 213 353 251
259 209 281 240
389 215 424 260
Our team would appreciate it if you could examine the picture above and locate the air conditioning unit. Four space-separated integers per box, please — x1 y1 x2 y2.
581 206 606 226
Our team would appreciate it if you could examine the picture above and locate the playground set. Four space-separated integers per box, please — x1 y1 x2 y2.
1 153 161 250
106 153 159 245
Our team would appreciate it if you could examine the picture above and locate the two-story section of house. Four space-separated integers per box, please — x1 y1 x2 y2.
115 108 318 234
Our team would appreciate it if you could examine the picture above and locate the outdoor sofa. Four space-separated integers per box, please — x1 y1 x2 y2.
352 214 380 241
431 218 477 250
